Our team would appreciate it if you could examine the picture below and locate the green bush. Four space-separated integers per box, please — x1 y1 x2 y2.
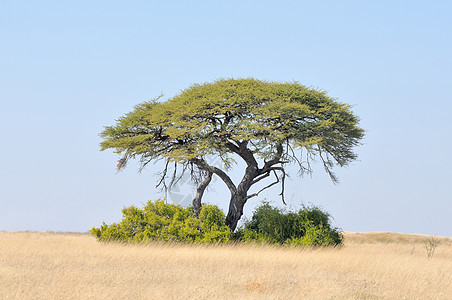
91 199 231 244
91 199 342 247
235 202 343 247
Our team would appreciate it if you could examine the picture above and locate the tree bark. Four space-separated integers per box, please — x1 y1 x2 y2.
225 192 249 231
225 165 258 231
192 171 212 217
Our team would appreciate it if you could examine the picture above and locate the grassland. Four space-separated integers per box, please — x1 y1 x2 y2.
0 231 451 299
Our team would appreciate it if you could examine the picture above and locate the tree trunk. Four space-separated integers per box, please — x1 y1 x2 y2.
192 171 212 217
225 192 247 231
225 165 257 231
190 157 261 232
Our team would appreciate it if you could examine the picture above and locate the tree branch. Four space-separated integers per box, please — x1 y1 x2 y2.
250 171 271 186
318 146 339 184
224 141 258 167
190 158 237 194
193 170 213 216
155 159 170 190
267 167 287 205
263 143 284 170
246 170 280 200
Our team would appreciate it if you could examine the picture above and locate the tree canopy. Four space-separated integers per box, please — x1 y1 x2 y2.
100 78 364 230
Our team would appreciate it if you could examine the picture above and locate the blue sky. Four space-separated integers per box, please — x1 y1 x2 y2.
1 1 451 236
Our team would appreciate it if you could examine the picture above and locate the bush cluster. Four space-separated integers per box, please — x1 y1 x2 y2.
236 202 342 246
91 200 342 247
91 199 231 243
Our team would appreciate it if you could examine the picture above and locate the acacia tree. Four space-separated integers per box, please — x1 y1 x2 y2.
100 78 364 231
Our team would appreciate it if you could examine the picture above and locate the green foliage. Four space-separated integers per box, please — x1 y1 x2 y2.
235 202 343 247
99 78 364 232
91 200 342 248
91 199 231 244
100 78 364 180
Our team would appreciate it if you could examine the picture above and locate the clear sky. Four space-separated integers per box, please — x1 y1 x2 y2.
1 1 451 236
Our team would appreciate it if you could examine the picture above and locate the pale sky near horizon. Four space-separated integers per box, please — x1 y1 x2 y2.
1 1 451 236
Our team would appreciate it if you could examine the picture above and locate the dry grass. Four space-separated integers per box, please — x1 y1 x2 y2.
0 231 451 299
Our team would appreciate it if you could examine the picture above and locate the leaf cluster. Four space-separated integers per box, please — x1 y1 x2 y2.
100 78 365 181
235 202 343 246
91 199 231 244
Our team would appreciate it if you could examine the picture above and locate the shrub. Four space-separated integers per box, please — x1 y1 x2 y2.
91 199 231 244
91 199 342 247
235 202 343 247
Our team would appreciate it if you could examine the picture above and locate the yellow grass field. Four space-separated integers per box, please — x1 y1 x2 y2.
0 231 451 299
